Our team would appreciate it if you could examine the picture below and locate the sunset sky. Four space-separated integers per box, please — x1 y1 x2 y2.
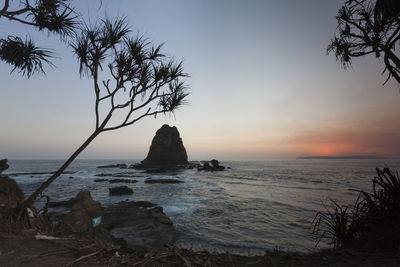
1 0 399 160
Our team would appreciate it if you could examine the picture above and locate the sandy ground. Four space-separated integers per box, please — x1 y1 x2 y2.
1 232 400 267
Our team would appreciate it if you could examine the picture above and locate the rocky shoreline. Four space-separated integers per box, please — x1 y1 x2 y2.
1 158 400 266
47 191 177 252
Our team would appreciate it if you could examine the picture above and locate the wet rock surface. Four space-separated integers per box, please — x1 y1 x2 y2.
109 179 138 184
94 178 108 182
109 186 134 196
95 172 142 178
102 201 177 252
111 173 141 178
145 178 184 184
48 197 177 253
97 164 127 169
141 124 188 167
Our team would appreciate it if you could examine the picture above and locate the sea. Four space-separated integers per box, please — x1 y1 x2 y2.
4 158 400 255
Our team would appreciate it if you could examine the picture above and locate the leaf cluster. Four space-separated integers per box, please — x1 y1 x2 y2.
71 18 189 131
0 35 53 77
0 0 78 76
328 0 400 84
312 199 358 249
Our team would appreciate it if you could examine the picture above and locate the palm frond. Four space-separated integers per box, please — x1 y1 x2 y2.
31 0 78 38
0 36 53 77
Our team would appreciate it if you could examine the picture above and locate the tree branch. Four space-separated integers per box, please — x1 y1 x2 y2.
0 0 9 16
2 13 37 26
101 109 165 132
93 67 100 129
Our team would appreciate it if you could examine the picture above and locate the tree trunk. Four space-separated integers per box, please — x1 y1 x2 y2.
23 129 101 207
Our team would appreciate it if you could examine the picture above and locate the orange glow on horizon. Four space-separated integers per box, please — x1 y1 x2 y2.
314 145 336 156
308 142 365 157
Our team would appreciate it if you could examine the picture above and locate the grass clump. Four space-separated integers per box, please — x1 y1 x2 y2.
313 167 400 252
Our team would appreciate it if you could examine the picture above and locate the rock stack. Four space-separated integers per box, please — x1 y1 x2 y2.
141 125 188 167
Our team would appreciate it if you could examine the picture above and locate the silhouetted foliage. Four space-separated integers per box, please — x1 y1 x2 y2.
0 36 53 76
312 199 358 249
0 0 77 77
70 18 189 131
23 18 189 209
313 167 400 252
328 0 400 85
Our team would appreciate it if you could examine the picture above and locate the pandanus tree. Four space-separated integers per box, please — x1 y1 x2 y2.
0 0 77 77
328 0 400 85
23 18 189 207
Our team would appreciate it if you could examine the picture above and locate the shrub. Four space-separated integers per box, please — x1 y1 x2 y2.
312 167 400 252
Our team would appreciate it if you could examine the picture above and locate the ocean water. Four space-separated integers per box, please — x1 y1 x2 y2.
5 159 400 254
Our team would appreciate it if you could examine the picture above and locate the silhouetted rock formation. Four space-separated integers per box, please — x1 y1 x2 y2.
210 159 219 167
198 159 225 171
109 186 133 196
141 125 188 168
0 159 9 176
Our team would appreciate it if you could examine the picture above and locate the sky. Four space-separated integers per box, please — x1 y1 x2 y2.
0 0 399 160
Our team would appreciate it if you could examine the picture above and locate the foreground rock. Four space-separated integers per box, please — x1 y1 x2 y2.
141 124 188 168
58 191 102 234
0 159 9 176
145 178 184 184
109 186 133 196
0 177 24 211
49 198 76 208
102 201 177 252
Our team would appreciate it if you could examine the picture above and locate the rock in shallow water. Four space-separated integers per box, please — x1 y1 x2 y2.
109 186 133 196
97 163 127 169
198 159 226 171
145 178 184 184
94 178 108 182
109 178 138 184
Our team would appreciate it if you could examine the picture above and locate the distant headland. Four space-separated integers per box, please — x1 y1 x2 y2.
297 155 384 159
